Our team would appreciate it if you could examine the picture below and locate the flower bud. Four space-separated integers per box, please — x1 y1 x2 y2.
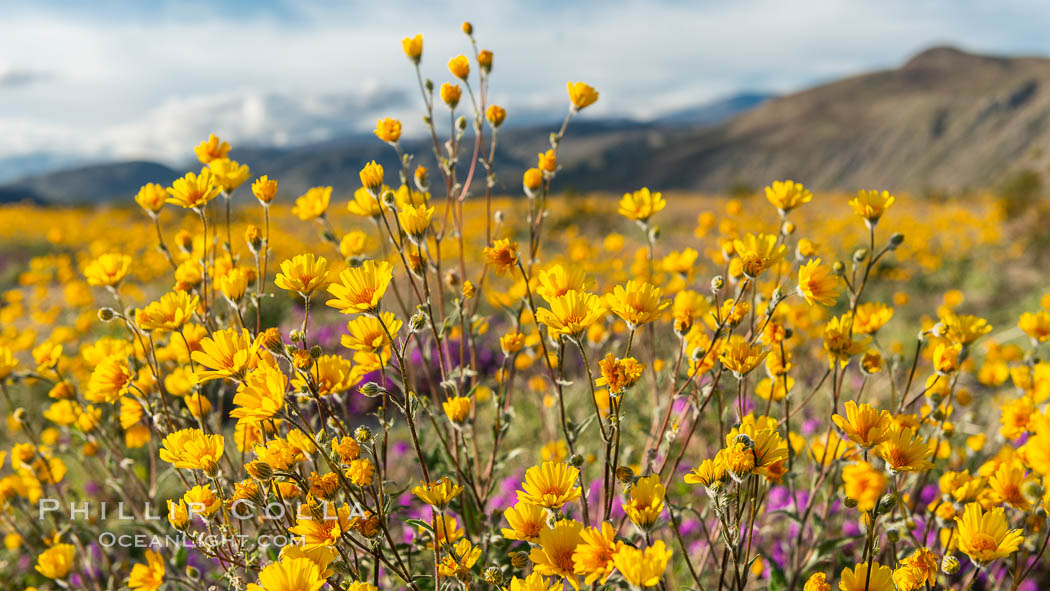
832 261 846 275
360 382 384 397
461 21 473 35
734 433 755 450
246 460 273 481
615 466 634 483
878 494 897 513
98 307 117 322
569 454 584 468
354 426 374 443
478 50 493 72
456 115 467 131
941 554 960 575
852 248 868 263
511 552 529 569
889 233 905 249
483 567 503 585
843 496 859 509
309 345 323 359
711 276 725 292
244 225 263 253
381 190 397 207
409 312 427 332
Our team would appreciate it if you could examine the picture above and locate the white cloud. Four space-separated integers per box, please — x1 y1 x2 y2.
1 0 1049 174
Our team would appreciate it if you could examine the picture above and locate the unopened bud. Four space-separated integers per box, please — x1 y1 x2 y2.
456 116 467 131
615 466 635 483
878 495 897 513
889 233 905 249
511 551 529 569
843 497 859 509
734 433 755 449
569 454 584 468
98 307 117 321
852 248 868 263
246 460 273 481
309 345 323 359
711 276 725 292
381 190 396 207
832 261 846 275
360 382 383 397
483 567 503 585
409 312 427 332
354 426 374 443
941 554 960 575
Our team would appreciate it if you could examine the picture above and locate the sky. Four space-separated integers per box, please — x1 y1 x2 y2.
2 0 1050 180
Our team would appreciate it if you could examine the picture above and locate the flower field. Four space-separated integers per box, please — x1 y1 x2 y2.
3 23 1050 591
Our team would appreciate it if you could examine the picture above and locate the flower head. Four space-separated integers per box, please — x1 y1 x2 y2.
623 474 665 531
275 254 329 296
502 501 546 543
194 134 230 164
875 427 934 473
486 104 506 127
127 549 165 591
618 187 665 222
326 260 394 315
567 81 599 110
398 203 434 243
765 179 812 214
518 461 582 509
209 158 251 193
292 186 331 220
572 522 618 585
798 258 840 306
838 562 894 591
191 327 261 382
612 540 672 588
402 34 423 62
955 503 1023 564
359 161 384 194
536 291 605 338
375 118 402 143
833 401 892 448
230 366 287 423
849 189 895 224
167 168 221 209
529 519 583 589
484 239 519 275
135 182 167 214
86 355 134 403
605 280 668 328
84 253 131 287
246 557 326 591
252 175 278 205
733 233 786 278
596 354 644 394
448 55 470 79
441 83 462 108
159 428 225 474
412 477 463 510
35 543 76 579
136 291 199 331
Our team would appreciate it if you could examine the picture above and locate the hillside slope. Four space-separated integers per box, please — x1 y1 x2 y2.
629 46 1050 192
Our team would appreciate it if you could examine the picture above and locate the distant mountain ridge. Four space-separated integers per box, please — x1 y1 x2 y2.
7 46 1050 203
0 93 771 205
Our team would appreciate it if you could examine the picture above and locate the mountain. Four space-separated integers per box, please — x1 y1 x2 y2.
0 161 179 205
5 46 1050 203
609 46 1050 193
656 92 773 126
